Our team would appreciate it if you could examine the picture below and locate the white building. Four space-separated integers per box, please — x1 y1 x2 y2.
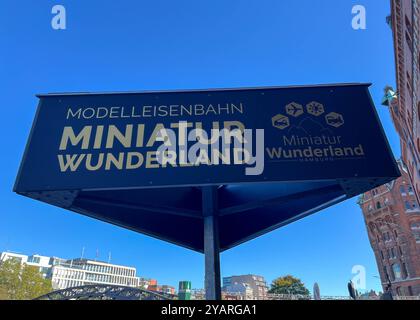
223 274 268 300
0 252 140 290
50 258 139 289
223 282 254 300
0 252 52 278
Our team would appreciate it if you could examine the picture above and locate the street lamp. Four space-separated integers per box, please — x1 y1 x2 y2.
381 87 398 107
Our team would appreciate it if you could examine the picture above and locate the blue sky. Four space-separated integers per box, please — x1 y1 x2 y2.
0 1 399 295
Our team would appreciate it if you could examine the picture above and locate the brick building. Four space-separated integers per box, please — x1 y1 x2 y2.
359 161 420 296
384 0 420 199
361 0 420 297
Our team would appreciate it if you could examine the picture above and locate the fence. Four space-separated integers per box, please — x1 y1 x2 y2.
190 289 420 300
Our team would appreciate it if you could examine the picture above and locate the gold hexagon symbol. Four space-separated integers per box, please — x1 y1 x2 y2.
306 101 325 116
272 114 290 130
325 112 344 128
286 102 304 117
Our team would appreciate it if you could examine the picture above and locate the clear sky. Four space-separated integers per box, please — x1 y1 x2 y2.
0 1 400 296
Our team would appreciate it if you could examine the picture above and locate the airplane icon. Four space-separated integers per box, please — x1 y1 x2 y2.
286 102 304 117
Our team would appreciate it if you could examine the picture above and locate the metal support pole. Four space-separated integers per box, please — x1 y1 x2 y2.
202 186 221 300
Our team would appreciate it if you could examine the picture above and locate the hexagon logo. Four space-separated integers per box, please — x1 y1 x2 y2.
325 112 344 128
285 102 304 117
306 101 325 116
272 114 290 130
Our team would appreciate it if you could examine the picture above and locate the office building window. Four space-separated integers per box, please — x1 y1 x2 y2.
411 222 420 230
28 256 41 264
402 263 408 279
413 231 420 243
383 232 391 242
398 246 403 256
408 286 413 296
392 264 402 280
383 266 389 281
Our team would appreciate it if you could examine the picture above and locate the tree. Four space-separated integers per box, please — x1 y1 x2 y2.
268 275 310 296
0 259 52 300
0 286 9 300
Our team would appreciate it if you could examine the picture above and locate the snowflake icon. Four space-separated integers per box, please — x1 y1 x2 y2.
306 101 325 116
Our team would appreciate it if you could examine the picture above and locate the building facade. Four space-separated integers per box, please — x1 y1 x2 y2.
385 0 420 199
0 252 140 290
145 279 176 295
138 277 157 290
358 161 420 296
178 281 192 300
50 258 139 289
363 0 420 297
222 282 254 300
0 252 51 278
222 274 268 300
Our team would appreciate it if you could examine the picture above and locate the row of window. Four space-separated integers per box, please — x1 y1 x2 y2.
383 262 409 282
403 9 420 195
27 256 41 264
380 246 400 261
39 267 50 275
409 222 420 243
53 268 84 280
369 184 414 201
367 199 390 211
381 231 395 242
53 268 138 285
367 199 418 212
76 263 135 277
376 226 420 246
369 184 414 196
84 272 137 286
404 200 418 211
412 230 420 243
369 217 397 235
399 185 414 194
395 285 415 297
55 279 84 289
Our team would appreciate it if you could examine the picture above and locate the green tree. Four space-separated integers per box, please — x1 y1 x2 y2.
0 286 10 299
268 275 310 296
0 259 53 300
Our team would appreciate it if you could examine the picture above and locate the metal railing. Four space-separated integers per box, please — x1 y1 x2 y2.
34 284 170 300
